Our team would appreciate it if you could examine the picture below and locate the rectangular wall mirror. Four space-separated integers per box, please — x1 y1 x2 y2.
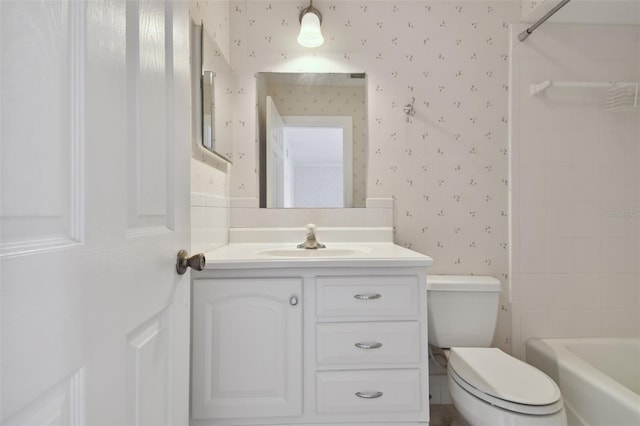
257 72 368 208
190 20 233 165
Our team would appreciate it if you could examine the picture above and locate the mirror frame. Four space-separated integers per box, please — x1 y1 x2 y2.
190 20 232 167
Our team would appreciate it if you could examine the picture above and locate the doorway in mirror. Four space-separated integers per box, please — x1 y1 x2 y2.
267 100 353 208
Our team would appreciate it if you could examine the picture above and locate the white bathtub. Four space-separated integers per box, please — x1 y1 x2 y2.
526 338 640 426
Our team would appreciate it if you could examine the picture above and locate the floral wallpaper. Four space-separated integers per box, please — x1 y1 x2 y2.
267 83 367 207
521 0 542 19
229 0 519 351
193 0 231 61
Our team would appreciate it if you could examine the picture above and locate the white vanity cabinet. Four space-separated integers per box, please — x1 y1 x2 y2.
191 278 303 420
312 275 427 421
191 263 430 426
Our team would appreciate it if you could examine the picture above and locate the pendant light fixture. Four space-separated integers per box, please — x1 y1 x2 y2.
297 0 324 48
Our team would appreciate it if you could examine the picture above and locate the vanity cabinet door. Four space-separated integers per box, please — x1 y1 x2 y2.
191 278 303 420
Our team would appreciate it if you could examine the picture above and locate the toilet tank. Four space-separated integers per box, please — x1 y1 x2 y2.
427 275 501 348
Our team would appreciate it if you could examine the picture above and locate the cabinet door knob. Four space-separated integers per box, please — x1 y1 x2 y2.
176 250 206 275
355 391 383 399
354 293 381 300
289 296 299 306
355 342 383 349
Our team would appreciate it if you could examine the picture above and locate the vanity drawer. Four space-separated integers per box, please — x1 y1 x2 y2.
316 276 419 317
315 369 422 414
316 322 421 366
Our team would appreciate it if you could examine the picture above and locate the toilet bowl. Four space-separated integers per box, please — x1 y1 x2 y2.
427 275 567 426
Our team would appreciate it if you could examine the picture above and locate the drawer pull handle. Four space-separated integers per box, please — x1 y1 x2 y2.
355 391 383 399
354 293 381 300
355 342 383 349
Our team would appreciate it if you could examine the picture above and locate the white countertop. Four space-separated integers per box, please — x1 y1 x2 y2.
201 242 434 270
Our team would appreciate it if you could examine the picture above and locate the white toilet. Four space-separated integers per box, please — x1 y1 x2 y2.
427 275 567 426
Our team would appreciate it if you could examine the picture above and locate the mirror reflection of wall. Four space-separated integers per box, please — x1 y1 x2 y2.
257 73 367 208
201 70 214 151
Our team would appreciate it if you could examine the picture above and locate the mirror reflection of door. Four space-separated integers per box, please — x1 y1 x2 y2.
266 98 353 208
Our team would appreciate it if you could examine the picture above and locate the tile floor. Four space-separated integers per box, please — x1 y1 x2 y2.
430 404 460 426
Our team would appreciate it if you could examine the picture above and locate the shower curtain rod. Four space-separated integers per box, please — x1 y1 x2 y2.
518 0 572 41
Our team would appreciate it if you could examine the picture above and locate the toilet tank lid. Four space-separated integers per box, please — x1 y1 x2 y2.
427 275 501 292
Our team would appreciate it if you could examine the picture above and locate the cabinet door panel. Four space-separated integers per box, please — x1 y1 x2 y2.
192 278 302 419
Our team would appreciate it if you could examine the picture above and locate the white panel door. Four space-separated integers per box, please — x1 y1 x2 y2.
191 278 303 420
1 1 191 425
265 96 285 208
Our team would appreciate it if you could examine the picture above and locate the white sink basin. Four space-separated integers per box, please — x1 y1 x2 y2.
259 247 369 258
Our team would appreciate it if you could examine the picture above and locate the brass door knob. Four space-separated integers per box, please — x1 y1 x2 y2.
176 250 206 275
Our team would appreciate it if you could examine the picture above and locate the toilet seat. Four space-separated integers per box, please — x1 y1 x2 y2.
448 347 564 416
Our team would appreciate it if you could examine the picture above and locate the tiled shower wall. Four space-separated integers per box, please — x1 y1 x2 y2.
510 22 640 359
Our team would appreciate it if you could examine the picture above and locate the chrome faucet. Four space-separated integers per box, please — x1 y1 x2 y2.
297 224 326 249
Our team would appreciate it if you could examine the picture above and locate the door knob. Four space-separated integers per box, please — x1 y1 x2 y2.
176 250 206 275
